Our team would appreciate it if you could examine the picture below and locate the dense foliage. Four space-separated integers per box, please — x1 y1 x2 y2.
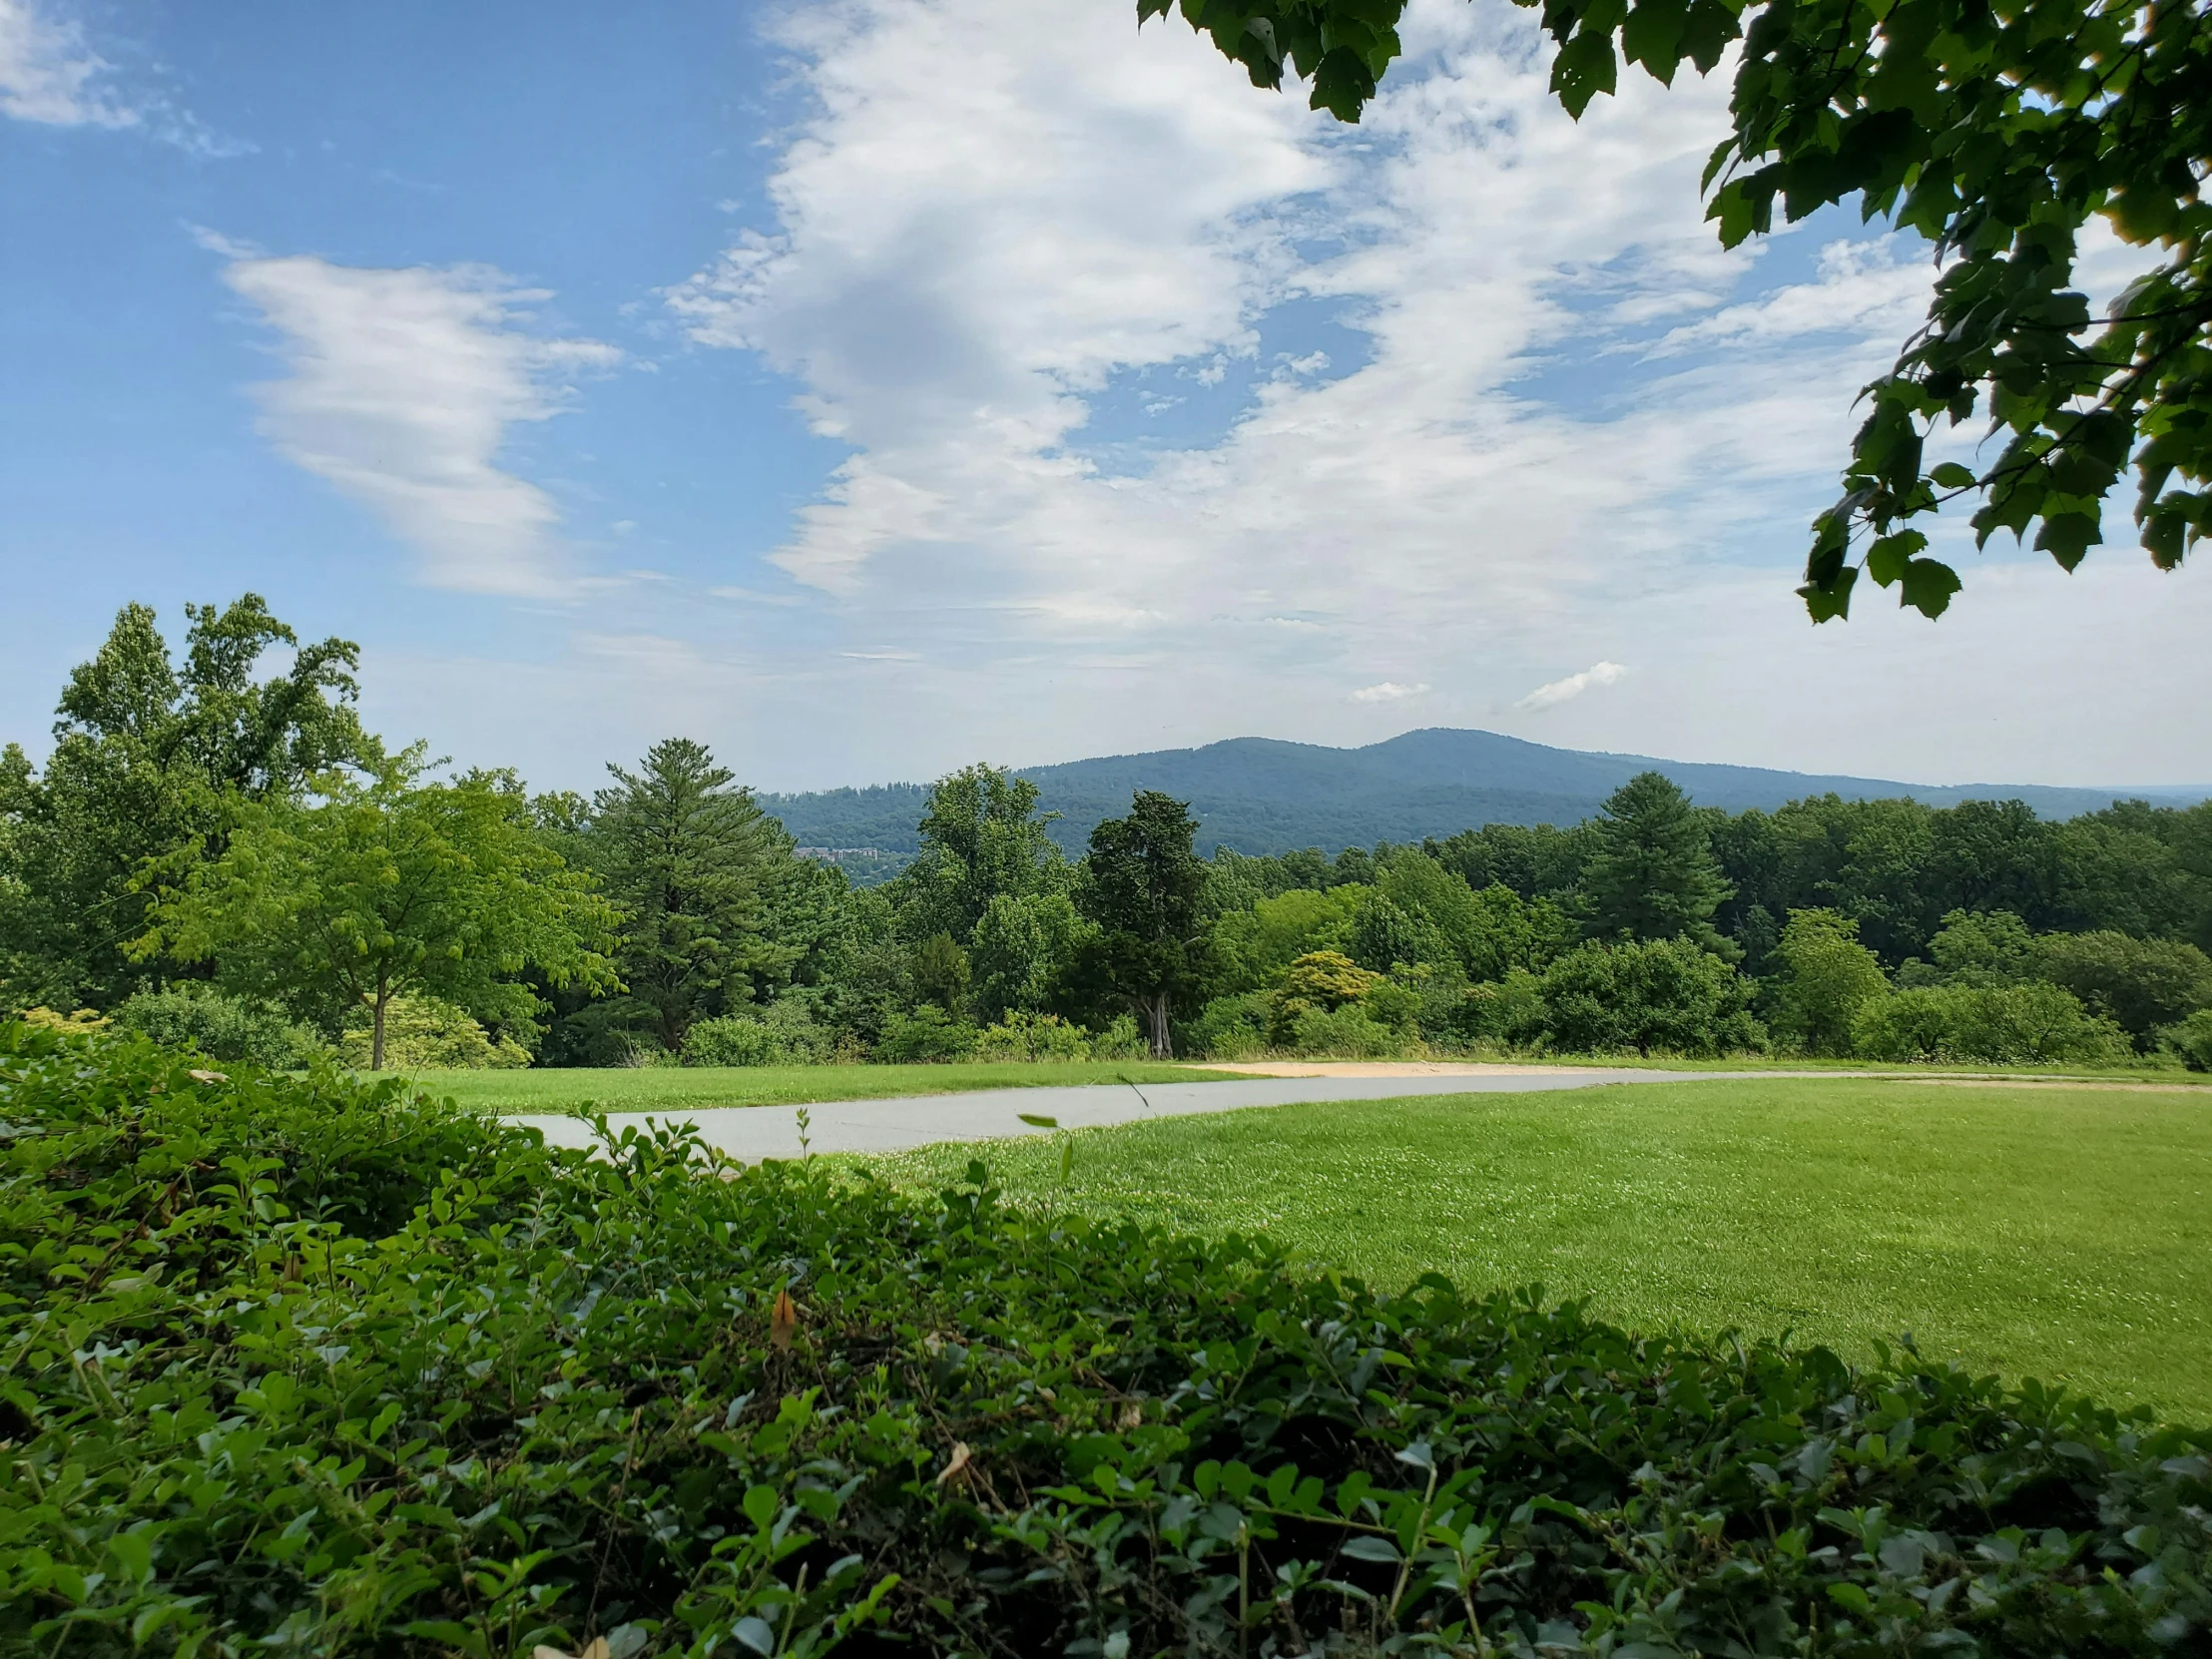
6 1021 2210 1658
1142 0 2212 620
9 599 2212 1068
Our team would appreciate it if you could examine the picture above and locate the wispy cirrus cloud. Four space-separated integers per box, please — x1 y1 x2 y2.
1 0 238 151
1516 661 1627 712
1353 681 1429 704
209 240 620 597
0 0 134 128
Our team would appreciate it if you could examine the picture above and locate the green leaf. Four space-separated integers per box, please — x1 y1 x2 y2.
2034 511 2102 571
1864 530 1928 586
1930 462 1976 490
1341 1535 1403 1562
1550 30 1619 119
1799 564 1858 623
1898 558 1962 618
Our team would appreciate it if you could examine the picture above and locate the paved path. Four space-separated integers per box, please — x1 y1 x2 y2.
509 1065 1702 1161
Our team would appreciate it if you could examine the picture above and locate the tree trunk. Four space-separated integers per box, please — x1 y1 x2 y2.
1146 994 1174 1059
371 990 388 1072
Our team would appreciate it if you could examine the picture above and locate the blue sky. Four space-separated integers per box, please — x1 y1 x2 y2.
5 0 2208 794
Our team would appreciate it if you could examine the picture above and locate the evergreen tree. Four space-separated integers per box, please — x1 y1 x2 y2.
1577 772 1734 952
1075 791 1212 1057
591 739 782 1050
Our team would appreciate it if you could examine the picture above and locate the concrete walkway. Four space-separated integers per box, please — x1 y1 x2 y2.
509 1064 1701 1161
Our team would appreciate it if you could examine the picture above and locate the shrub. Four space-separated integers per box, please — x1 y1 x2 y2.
337 994 532 1070
1287 1000 1404 1057
1267 948 1380 1046
20 1005 110 1033
1853 982 2133 1065
1088 1011 1146 1060
873 1004 977 1062
682 1014 782 1067
1182 991 1272 1059
973 1009 1090 1062
1536 937 1766 1056
5 1019 2207 1659
683 1002 836 1067
110 983 327 1069
2165 1007 2212 1072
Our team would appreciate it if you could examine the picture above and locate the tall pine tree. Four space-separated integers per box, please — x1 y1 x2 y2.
1577 772 1735 954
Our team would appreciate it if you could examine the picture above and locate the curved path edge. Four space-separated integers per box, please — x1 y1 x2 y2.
507 1066 1703 1162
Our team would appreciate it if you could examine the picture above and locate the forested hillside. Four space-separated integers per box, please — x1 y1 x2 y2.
763 729 2209 859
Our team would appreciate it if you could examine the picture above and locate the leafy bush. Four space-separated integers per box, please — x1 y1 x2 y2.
6 1020 2209 1659
1088 1011 1147 1060
872 1003 976 1062
110 982 328 1070
2165 1007 2212 1072
681 1014 782 1067
1853 982 2134 1065
1536 937 1766 1056
337 994 532 1070
1286 1000 1404 1058
1181 991 1272 1059
973 1009 1091 1062
16 1005 110 1034
1267 949 1381 1046
683 1003 836 1068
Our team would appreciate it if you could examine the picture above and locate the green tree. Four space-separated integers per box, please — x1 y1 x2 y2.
0 597 375 1011
1773 908 1890 1055
1154 0 2212 618
1905 908 2041 988
1577 773 1734 950
898 765 1064 941
1209 884 1365 992
1075 791 1213 1057
2037 929 2212 1046
591 739 783 1050
969 890 1093 1022
913 931 973 1017
135 757 617 1069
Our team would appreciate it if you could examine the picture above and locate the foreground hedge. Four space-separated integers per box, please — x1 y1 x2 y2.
3 1024 2208 1658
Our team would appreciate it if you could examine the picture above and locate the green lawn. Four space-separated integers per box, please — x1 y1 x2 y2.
405 1059 1237 1113
864 1076 2212 1422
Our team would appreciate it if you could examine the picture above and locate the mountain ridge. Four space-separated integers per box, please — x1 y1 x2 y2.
761 728 2211 860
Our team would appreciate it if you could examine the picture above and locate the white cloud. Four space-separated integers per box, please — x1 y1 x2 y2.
213 248 619 597
610 0 2212 789
1515 660 1626 711
0 0 131 127
1353 681 1428 703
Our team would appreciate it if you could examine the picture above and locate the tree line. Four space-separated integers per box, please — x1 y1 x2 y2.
6 597 2211 1069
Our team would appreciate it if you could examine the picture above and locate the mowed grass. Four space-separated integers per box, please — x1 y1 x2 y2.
866 1077 2212 1422
406 1059 1237 1114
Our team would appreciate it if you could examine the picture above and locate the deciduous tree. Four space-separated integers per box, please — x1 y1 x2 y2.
135 757 616 1069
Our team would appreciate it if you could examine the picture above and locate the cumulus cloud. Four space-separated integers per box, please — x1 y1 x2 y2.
1515 660 1627 711
621 0 2209 787
0 0 132 127
1353 681 1428 704
212 246 619 597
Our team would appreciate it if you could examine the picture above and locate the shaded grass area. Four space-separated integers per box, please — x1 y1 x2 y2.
864 1077 2212 1421
409 1059 1237 1113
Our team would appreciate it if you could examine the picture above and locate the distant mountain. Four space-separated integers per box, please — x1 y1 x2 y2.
760 728 2211 863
